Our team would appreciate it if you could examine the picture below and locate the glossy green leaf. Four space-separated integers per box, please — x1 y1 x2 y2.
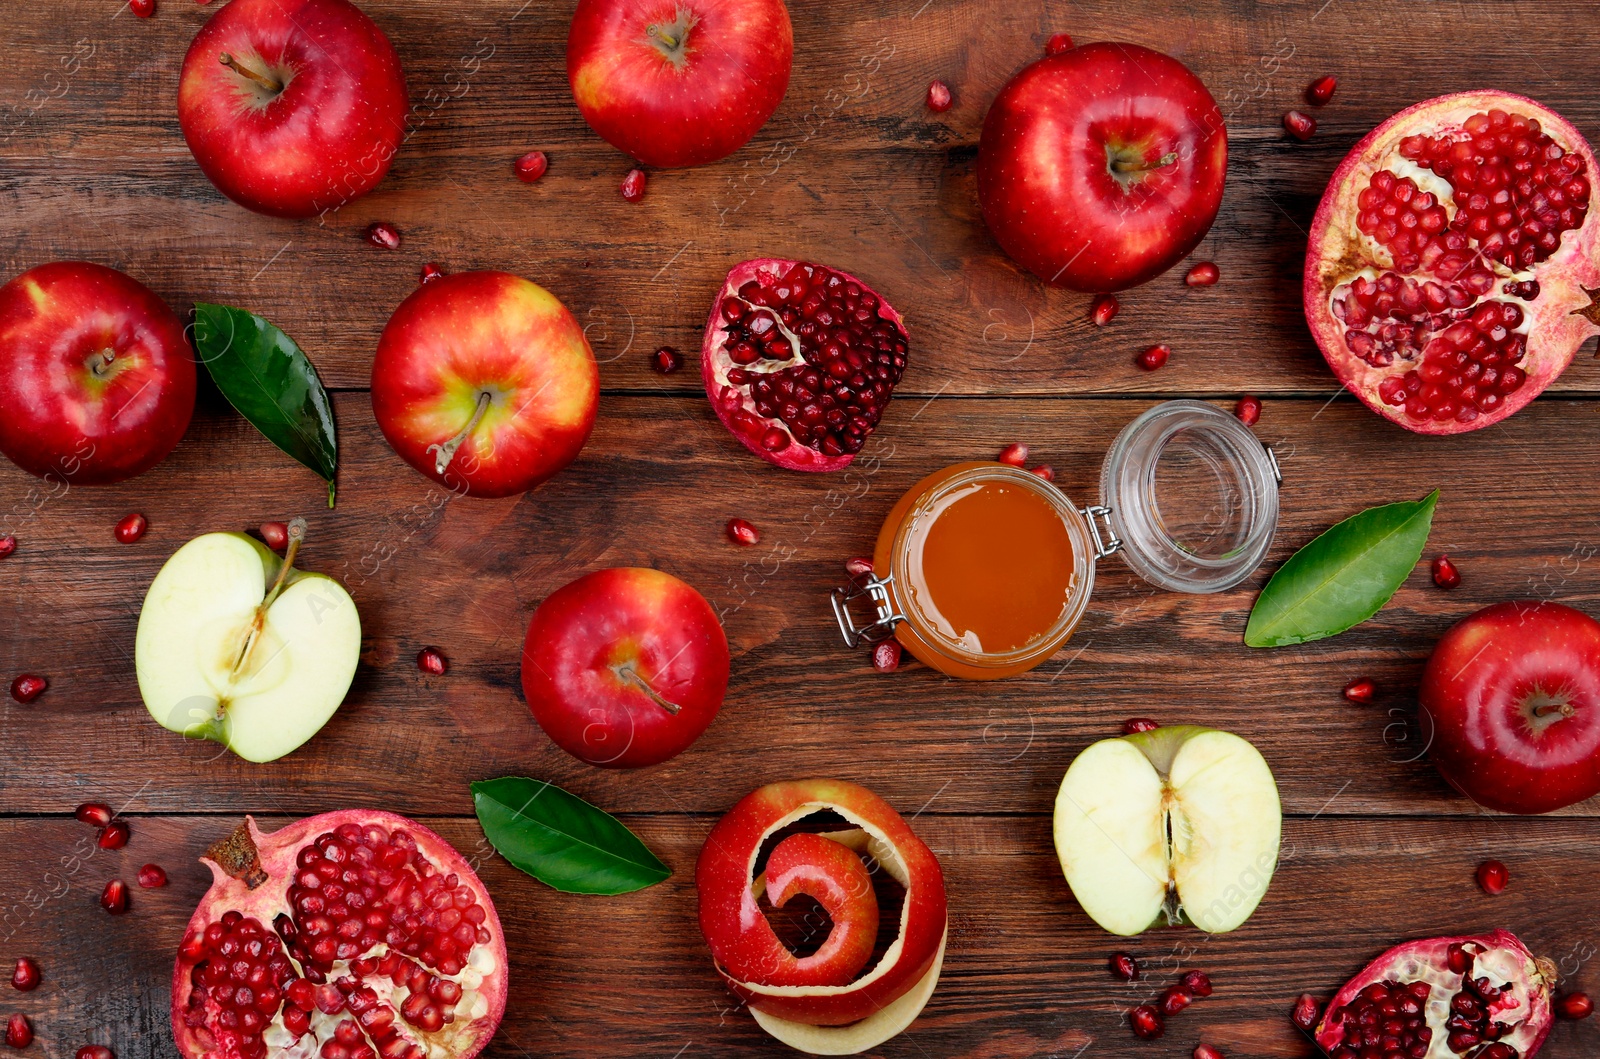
193 304 338 506
471 777 670 895
1244 490 1439 648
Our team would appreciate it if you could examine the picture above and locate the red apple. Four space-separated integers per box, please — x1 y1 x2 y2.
177 0 408 218
0 262 195 485
521 568 729 768
371 271 599 498
976 41 1228 291
567 0 793 168
1421 600 1600 814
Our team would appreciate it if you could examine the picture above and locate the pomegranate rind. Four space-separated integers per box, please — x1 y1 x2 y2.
1314 929 1556 1058
1304 91 1600 434
172 811 507 1059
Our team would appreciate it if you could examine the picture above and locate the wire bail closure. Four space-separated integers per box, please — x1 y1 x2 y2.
1080 504 1123 560
830 571 905 647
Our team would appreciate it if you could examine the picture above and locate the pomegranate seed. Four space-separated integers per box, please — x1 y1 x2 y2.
114 512 147 543
1305 75 1338 107
5 1014 31 1049
1136 344 1170 371
925 80 952 112
872 640 902 673
259 521 289 551
1556 992 1594 1019
844 556 874 579
1089 293 1119 326
997 443 1029 466
9 675 45 704
100 879 128 915
130 0 155 16
1185 262 1219 286
1027 465 1055 482
650 346 682 374
1045 32 1073 54
1160 985 1193 1016
364 222 401 250
76 1049 113 1059
726 518 760 546
136 864 167 888
1235 394 1262 425
1476 859 1508 894
513 150 548 183
0 536 13 560
1181 970 1213 997
1283 110 1317 141
1129 1004 1164 1039
1433 554 1461 589
1108 952 1139 980
1342 677 1376 704
417 647 447 676
620 168 647 202
1447 942 1476 974
9 960 38 993
98 820 130 850
419 262 444 285
1123 718 1160 734
1291 993 1321 1032
75 803 112 827
1194 1046 1225 1059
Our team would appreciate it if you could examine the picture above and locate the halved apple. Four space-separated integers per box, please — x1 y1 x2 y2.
135 530 360 763
1053 725 1281 935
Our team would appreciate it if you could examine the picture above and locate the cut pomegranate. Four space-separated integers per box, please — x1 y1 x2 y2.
102 880 129 914
1314 930 1556 1059
1307 75 1338 107
1185 261 1220 286
10 675 45 704
99 820 131 850
926 80 952 113
1090 293 1119 326
1123 718 1160 734
620 168 646 202
1556 992 1593 1019
139 864 169 889
10 960 38 993
1027 464 1054 481
1108 953 1139 981
1284 110 1317 140
364 223 401 251
115 512 148 543
76 803 113 827
1045 33 1073 55
1129 1004 1164 1039
997 443 1028 466
872 640 902 673
1477 859 1509 894
172 812 506 1059
1305 93 1600 433
650 346 682 374
1343 677 1377 704
1136 344 1170 370
702 259 908 472
726 518 760 546
1292 993 1322 1032
1433 555 1461 589
1182 970 1213 997
259 522 289 552
1235 394 1262 425
417 648 447 676
6 1014 31 1049
513 151 548 183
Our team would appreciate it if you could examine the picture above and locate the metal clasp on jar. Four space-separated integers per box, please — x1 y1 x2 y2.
830 571 906 647
1080 504 1123 560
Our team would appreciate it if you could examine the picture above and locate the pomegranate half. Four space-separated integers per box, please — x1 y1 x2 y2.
1314 930 1556 1059
1305 92 1600 433
173 812 506 1059
702 259 909 471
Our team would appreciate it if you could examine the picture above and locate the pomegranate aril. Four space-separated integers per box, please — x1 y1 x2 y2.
98 820 130 849
1136 344 1170 370
76 1048 113 1059
1129 1004 1165 1039
650 346 682 374
130 0 155 16
1447 942 1476 974
1160 985 1193 1015
1306 75 1338 107
513 150 548 183
1432 554 1461 589
872 640 901 673
1235 395 1261 425
9 961 38 993
76 802 113 827
1476 859 1508 894
726 518 759 546
114 512 147 543
9 675 46 704
1090 293 1119 326
137 864 167 888
1123 718 1159 734
5 1014 30 1049
417 648 447 676
100 879 129 914
1284 110 1317 140
1181 970 1213 997
260 522 289 551
997 443 1028 466
1556 991 1593 1019
844 556 874 579
364 222 401 250
0 537 13 560
620 168 647 202
1194 1046 1225 1059
1045 32 1073 54
1185 261 1219 286
1291 993 1321 1032
1108 952 1139 981
419 262 444 285
1343 677 1376 704
925 80 952 112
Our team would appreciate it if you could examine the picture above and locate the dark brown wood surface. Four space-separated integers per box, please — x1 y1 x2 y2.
3 0 1600 1057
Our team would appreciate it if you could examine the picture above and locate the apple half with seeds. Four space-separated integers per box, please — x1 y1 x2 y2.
1053 725 1281 935
135 524 360 762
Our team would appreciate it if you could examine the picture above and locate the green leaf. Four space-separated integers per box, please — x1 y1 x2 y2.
1244 490 1439 648
193 304 338 507
471 777 670 895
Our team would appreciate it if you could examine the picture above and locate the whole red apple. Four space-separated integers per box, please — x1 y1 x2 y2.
0 262 195 485
177 0 409 218
1422 600 1600 814
567 0 792 168
371 271 599 498
976 41 1227 291
521 568 730 768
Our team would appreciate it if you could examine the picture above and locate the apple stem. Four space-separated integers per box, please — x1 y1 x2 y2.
1533 702 1576 719
1111 151 1178 174
646 24 680 49
88 350 115 378
427 391 493 476
612 662 682 716
229 518 307 681
219 52 283 94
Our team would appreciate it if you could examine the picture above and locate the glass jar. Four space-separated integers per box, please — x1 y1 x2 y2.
831 400 1281 680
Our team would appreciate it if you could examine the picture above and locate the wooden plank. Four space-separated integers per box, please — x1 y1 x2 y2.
3 393 1598 818
4 1 1600 393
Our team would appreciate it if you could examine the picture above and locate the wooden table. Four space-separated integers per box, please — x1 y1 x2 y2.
5 1 1600 1056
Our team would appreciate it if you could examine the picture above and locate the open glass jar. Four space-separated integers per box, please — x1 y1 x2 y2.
831 401 1281 680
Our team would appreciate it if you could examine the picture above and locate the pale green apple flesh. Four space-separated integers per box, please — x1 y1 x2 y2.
135 532 361 763
1053 726 1280 936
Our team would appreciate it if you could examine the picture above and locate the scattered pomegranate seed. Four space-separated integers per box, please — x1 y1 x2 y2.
1235 394 1262 425
514 150 548 183
1129 1004 1164 1039
0 536 14 560
1136 344 1171 371
1556 992 1594 1019
621 168 647 202
1432 554 1461 589
1291 993 1322 1032
364 222 401 250
417 647 447 676
114 512 147 543
1476 859 1508 895
100 880 129 915
1027 465 1055 482
1045 33 1073 54
650 346 682 373
844 556 875 579
997 443 1028 466
259 521 289 551
925 80 952 112
1342 677 1376 704
1181 970 1213 997
75 803 112 827
98 820 130 850
419 262 444 285
1124 718 1160 734
9 675 46 704
1185 261 1219 286
1089 293 1119 326
130 0 155 16
77 1048 113 1059
1107 952 1139 980
5 1014 31 1049
1194 1045 1225 1059
1305 75 1338 107
726 518 760 546
136 864 167 888
1283 110 1317 141
9 960 38 993
872 640 902 673
1160 985 1193 1016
